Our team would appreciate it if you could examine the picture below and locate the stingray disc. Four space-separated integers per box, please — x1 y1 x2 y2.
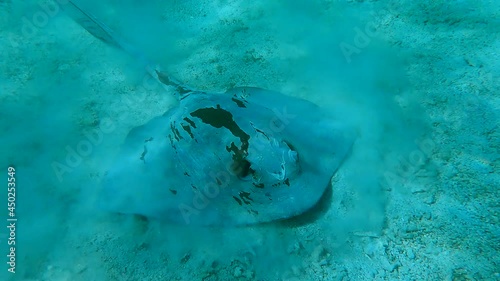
101 87 355 225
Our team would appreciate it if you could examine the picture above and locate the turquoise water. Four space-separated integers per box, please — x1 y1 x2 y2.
0 0 499 280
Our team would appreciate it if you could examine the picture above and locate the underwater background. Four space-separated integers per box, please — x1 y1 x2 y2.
0 0 499 280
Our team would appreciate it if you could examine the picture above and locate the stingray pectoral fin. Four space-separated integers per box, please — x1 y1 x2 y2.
99 113 178 217
293 118 355 175
260 121 354 222
216 88 356 224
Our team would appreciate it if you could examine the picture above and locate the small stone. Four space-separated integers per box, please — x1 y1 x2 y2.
287 241 302 254
291 265 301 275
407 248 415 259
75 263 88 274
389 263 400 272
425 194 436 205
405 224 418 233
233 267 243 278
311 245 326 261
180 253 191 264
411 184 427 194
423 212 432 220
243 270 254 279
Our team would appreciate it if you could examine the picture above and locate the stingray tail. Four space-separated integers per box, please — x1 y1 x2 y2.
63 0 193 99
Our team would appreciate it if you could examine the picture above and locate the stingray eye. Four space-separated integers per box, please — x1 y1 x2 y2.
288 150 298 162
231 158 253 180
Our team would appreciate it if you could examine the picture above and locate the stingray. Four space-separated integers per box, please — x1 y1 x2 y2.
64 1 355 225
